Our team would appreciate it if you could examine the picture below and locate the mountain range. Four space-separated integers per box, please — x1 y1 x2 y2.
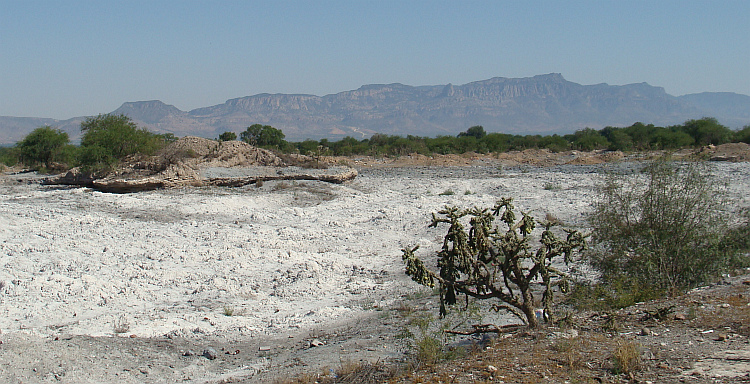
2 73 749 145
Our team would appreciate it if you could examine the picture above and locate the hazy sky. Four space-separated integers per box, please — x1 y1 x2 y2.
2 0 749 119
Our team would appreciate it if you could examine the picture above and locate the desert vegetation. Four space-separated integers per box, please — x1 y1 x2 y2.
402 198 587 328
4 116 750 172
3 114 750 383
283 118 748 157
1 113 175 173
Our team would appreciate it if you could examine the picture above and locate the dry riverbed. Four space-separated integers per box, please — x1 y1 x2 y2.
1 159 749 383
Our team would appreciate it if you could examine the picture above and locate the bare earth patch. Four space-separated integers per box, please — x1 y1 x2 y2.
1 150 749 383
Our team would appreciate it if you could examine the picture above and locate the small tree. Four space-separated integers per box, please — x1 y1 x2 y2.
16 126 71 170
735 125 750 144
80 114 166 167
458 125 486 139
680 117 733 146
218 131 237 141
571 128 610 151
402 198 586 328
240 124 286 148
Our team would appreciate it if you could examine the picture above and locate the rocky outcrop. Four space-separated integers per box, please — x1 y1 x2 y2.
46 137 357 193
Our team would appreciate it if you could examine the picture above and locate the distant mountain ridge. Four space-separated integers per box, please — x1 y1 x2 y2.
2 74 749 144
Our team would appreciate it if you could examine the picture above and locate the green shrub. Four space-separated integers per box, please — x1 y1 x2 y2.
80 114 166 167
0 146 19 167
218 131 237 141
589 160 741 295
16 126 70 170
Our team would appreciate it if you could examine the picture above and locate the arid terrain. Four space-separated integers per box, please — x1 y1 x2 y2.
1 146 749 383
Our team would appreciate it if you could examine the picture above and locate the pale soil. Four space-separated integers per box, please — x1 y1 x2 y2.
1 148 749 383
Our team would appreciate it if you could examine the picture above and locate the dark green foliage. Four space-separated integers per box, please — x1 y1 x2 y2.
539 134 570 152
458 125 486 139
571 128 610 151
589 160 740 295
649 128 694 149
734 125 750 144
218 131 237 142
240 124 286 148
0 146 19 166
600 127 634 151
278 118 745 158
80 114 166 165
402 198 586 328
16 126 72 170
679 117 733 146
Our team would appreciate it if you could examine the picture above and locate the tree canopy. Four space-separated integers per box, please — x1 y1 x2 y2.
16 126 71 170
240 124 286 148
80 114 167 166
218 131 237 141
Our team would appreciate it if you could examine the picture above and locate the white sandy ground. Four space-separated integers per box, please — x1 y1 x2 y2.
0 161 749 383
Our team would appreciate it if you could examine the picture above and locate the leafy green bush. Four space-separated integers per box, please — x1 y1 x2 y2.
240 124 286 148
16 126 71 171
589 160 742 296
679 117 733 146
218 131 237 141
0 146 19 167
80 114 166 167
735 125 750 144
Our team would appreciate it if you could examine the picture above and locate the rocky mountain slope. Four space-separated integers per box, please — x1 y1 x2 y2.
2 74 749 144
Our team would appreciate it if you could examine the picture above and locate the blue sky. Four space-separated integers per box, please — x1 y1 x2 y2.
2 0 748 119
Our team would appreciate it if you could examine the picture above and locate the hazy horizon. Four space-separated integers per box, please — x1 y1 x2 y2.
2 0 749 120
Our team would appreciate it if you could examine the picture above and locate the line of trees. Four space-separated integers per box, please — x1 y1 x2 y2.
1 114 176 172
281 118 750 157
3 115 750 172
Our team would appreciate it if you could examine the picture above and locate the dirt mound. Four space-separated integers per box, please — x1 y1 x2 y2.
49 137 356 192
566 150 625 165
699 142 750 162
160 136 284 167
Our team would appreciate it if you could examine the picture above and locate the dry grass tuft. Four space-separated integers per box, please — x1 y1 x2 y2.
611 339 642 375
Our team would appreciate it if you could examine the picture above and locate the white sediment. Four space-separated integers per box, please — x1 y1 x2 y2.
1 162 748 342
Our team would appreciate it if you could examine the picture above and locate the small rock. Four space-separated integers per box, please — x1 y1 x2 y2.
309 339 325 347
258 346 271 352
202 348 218 360
720 303 731 308
183 350 195 357
674 313 687 321
715 333 728 342
486 365 498 373
742 280 750 286
553 329 578 339
640 328 652 336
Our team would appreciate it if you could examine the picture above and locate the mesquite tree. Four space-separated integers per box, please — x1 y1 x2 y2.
402 198 586 328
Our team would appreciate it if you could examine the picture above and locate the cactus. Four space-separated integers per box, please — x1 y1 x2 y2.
402 198 586 328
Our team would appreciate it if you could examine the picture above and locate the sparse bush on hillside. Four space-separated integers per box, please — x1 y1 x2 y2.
588 160 745 298
401 198 586 328
218 131 237 141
